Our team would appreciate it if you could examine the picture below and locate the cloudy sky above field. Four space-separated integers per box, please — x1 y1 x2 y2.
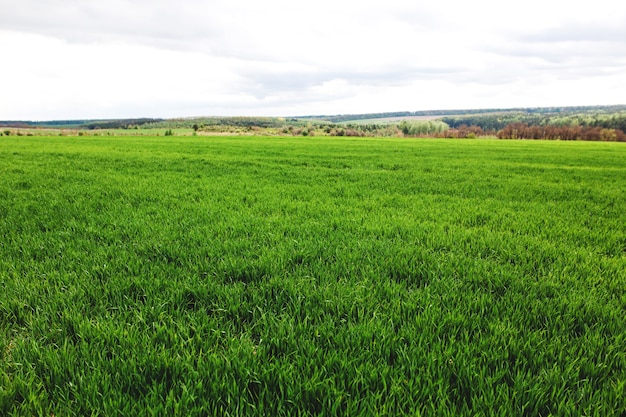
1 0 625 120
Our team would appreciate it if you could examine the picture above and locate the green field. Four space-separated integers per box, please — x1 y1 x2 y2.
1 136 625 415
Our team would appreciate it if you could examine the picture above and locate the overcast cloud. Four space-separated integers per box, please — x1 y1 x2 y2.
1 0 625 119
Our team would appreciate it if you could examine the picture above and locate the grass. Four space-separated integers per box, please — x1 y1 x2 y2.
1 135 625 416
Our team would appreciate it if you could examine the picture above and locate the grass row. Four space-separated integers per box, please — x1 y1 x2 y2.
1 136 625 415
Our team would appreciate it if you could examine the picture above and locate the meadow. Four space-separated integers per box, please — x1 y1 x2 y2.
1 135 625 415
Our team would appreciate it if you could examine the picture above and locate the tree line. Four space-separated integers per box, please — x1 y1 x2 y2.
301 105 626 124
442 112 626 133
496 123 626 141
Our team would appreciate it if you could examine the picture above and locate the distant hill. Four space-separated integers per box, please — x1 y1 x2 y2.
2 105 625 129
0 118 163 129
296 105 626 123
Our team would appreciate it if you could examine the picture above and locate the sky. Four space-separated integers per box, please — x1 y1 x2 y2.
1 0 625 120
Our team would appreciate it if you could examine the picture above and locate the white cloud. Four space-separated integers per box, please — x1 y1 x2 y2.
0 0 625 119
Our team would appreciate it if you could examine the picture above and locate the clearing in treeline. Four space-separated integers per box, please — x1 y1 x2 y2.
1 135 625 415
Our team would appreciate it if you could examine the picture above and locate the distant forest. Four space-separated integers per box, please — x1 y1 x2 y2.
0 118 163 130
441 112 626 133
2 104 625 141
300 105 626 123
